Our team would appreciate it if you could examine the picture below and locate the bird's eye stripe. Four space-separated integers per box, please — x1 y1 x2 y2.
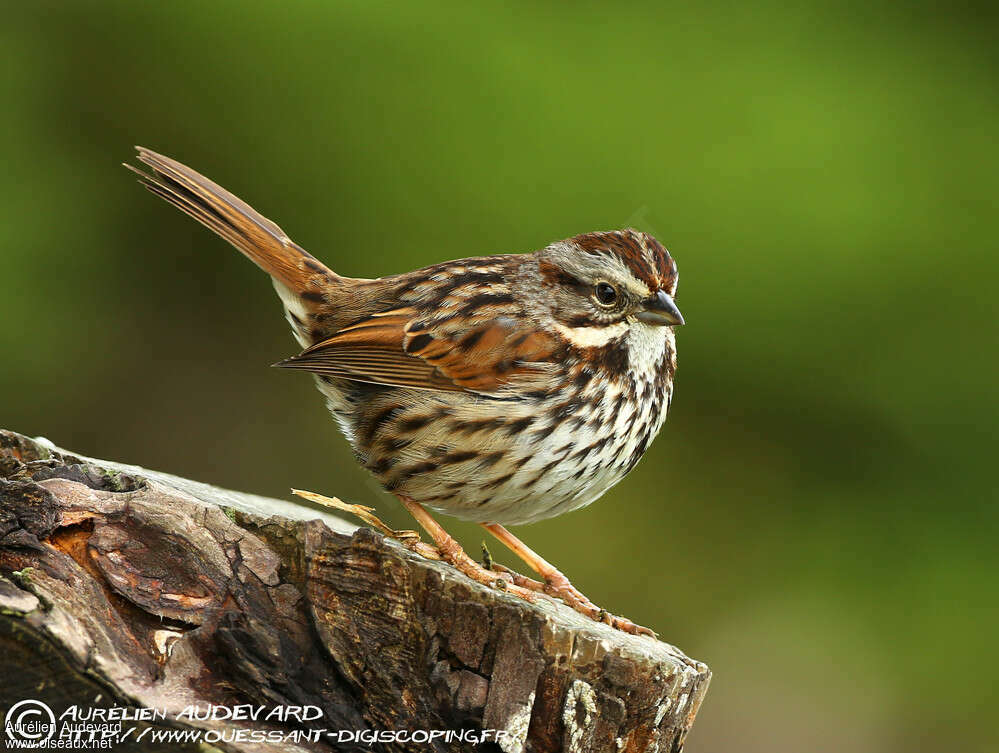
538 260 584 289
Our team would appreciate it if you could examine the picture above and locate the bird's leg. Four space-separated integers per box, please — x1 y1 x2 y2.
397 496 537 602
294 490 537 600
480 523 597 608
481 523 656 638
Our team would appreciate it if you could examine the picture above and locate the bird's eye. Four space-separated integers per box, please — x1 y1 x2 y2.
594 282 618 306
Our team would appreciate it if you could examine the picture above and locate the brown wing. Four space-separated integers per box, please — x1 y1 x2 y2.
275 308 564 395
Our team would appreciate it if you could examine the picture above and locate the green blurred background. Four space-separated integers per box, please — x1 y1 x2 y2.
2 1 996 750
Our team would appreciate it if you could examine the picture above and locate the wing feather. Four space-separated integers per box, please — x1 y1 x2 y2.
276 304 564 395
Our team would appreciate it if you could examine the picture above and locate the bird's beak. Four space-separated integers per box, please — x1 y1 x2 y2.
635 290 684 326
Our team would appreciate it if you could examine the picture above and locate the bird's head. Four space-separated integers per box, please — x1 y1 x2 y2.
531 229 682 359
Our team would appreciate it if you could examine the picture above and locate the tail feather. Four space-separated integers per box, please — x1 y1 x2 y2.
125 147 337 291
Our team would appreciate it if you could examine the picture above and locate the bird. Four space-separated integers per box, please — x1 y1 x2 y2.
126 147 684 636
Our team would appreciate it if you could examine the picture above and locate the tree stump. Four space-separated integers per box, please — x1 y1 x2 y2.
0 428 710 752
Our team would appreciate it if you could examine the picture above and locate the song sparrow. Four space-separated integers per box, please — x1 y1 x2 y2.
126 148 683 636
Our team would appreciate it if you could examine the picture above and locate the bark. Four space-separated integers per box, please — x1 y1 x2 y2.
0 428 710 753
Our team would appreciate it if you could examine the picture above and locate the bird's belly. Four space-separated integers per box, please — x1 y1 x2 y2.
322 377 671 526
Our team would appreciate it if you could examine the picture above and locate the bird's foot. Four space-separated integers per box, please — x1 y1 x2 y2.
490 563 654 636
292 491 648 631
291 489 442 559
391 495 537 600
541 570 657 638
431 532 538 601
481 523 657 638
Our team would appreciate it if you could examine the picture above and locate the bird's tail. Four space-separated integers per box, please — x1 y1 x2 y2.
125 146 337 292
